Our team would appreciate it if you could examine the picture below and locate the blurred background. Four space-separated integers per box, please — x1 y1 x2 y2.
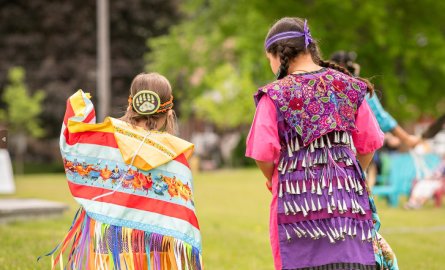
1 0 445 269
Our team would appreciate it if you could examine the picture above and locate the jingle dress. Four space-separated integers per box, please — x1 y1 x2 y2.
48 90 202 270
246 68 396 270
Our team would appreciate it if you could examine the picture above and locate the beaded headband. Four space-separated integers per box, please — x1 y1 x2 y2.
265 19 313 50
128 90 174 115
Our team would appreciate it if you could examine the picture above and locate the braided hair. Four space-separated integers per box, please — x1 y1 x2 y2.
265 17 374 94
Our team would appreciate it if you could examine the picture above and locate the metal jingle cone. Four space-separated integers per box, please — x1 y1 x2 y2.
295 224 306 236
304 198 310 213
287 201 296 215
302 156 307 168
279 182 283 198
342 199 348 213
328 180 333 195
317 197 322 211
349 175 356 191
316 224 326 237
326 135 332 148
292 225 302 238
290 137 295 152
334 132 339 143
330 196 336 210
342 132 348 144
291 158 298 170
320 136 325 148
327 202 333 214
327 231 336 244
311 180 316 193
317 153 324 165
283 225 292 242
352 199 359 213
278 158 284 171
348 222 352 236
293 200 301 213
337 199 344 214
284 201 290 215
296 181 301 194
353 222 357 236
311 198 317 212
283 161 289 174
280 161 287 175
312 227 320 239
339 222 344 236
351 199 357 213
356 178 363 192
314 138 319 149
322 174 327 188
328 225 336 240
302 180 307 193
306 227 315 239
287 143 293 157
367 229 372 242
345 177 350 192
290 181 296 194
310 142 315 153
286 180 291 193
337 177 343 190
333 226 340 240
294 138 300 152
361 225 366 241
343 219 348 235
301 205 308 217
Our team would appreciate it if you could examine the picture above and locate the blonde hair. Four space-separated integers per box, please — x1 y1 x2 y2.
120 72 178 134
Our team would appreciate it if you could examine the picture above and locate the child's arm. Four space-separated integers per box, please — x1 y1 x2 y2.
256 160 274 182
356 152 374 171
367 94 420 148
246 95 280 191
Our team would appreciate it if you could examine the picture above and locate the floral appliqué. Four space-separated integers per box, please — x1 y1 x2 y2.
255 69 367 145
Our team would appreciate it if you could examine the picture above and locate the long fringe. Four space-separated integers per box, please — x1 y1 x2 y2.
42 208 202 270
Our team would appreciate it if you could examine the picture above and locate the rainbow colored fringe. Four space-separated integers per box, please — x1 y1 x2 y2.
41 208 202 270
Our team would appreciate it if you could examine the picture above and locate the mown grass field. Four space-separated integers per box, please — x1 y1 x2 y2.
1 169 444 270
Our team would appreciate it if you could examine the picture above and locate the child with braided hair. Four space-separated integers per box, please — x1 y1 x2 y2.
246 17 397 270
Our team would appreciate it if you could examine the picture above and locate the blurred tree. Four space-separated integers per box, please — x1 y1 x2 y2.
148 0 445 127
0 67 45 174
0 0 181 139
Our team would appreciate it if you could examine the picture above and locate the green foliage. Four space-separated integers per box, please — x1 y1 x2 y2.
0 67 46 138
147 0 445 126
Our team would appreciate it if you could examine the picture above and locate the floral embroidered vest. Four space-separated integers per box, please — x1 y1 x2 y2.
255 68 376 269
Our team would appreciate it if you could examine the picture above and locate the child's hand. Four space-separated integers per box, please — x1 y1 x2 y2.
265 179 272 193
406 135 422 148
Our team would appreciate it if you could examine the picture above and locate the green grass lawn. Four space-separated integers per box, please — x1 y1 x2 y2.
1 169 444 270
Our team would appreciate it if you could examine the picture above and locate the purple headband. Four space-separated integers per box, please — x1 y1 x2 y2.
265 19 313 50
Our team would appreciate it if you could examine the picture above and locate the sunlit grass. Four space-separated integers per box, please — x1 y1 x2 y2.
1 170 444 269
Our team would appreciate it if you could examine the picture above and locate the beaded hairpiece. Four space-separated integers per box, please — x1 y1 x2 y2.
128 90 174 115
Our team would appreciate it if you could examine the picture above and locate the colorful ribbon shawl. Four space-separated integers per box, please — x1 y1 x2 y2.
44 90 202 270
